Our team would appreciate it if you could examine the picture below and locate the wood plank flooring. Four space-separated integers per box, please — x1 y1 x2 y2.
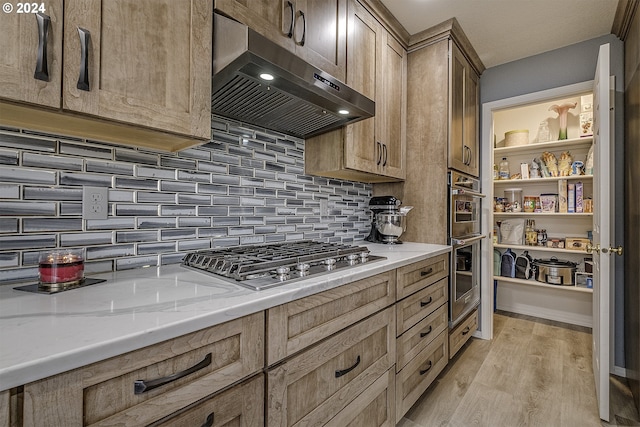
398 311 640 427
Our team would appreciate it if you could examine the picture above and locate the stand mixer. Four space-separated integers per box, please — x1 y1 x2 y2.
365 196 413 244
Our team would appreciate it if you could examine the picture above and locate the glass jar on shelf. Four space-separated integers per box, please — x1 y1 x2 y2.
537 120 551 143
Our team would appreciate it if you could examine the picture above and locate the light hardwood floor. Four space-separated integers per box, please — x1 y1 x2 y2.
399 311 640 427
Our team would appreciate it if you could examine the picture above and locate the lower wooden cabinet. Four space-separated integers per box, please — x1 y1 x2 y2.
325 368 396 427
151 374 264 427
21 312 264 427
266 307 395 427
396 277 447 336
396 304 448 372
449 308 478 359
395 330 448 423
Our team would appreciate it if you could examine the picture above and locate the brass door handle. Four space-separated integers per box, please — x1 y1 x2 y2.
604 246 623 256
586 243 600 254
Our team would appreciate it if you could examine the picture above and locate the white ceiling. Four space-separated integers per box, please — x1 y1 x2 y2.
379 0 619 68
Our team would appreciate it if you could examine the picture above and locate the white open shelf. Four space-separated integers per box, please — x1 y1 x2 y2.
493 276 593 294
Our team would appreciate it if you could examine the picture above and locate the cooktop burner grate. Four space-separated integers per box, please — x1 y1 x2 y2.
182 240 385 290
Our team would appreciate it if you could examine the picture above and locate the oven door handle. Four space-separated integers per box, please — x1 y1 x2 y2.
451 189 486 198
451 234 486 247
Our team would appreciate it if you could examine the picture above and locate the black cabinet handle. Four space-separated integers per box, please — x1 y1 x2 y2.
462 326 471 335
419 360 433 375
297 10 306 46
76 27 91 91
382 143 388 166
420 297 433 307
376 142 382 165
286 1 294 38
420 268 433 277
201 412 214 427
420 326 433 338
134 353 212 394
34 13 51 81
335 355 360 378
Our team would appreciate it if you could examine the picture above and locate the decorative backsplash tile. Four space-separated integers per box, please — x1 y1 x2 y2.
0 116 372 284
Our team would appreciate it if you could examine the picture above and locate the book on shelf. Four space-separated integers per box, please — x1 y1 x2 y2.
576 181 584 213
568 182 575 213
558 179 568 213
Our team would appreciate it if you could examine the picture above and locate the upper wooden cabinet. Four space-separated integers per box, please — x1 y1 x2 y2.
304 0 406 183
449 41 480 177
215 0 347 82
0 0 212 152
0 0 63 109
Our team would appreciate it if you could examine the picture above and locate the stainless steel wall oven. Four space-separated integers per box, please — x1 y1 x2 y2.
448 171 485 327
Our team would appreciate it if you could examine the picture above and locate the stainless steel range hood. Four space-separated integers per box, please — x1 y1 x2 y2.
212 13 374 139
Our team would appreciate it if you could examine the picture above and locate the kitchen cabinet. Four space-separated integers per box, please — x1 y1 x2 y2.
215 0 347 82
0 0 63 108
20 312 264 426
448 308 477 358
449 42 479 177
0 0 212 152
379 19 483 244
394 254 450 422
152 374 264 427
267 307 396 427
266 270 396 365
265 270 396 426
304 0 406 183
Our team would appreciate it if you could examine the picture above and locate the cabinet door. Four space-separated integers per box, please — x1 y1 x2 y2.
449 41 467 174
379 31 406 179
294 0 347 82
63 0 212 140
0 0 63 108
215 0 292 49
464 60 479 176
343 0 382 175
267 308 395 427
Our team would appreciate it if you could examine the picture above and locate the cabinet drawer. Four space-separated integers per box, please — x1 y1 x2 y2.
449 308 478 359
73 313 263 427
396 254 449 300
267 307 395 427
395 330 448 423
396 304 448 372
396 277 447 336
267 271 396 365
325 368 395 427
151 374 264 427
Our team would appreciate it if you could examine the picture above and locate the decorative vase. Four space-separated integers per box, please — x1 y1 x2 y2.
549 102 577 140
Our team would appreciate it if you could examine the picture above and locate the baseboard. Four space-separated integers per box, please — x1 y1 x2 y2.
613 365 627 377
496 302 592 328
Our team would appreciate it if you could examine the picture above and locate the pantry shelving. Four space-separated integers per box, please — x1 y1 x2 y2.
491 276 593 293
485 83 598 326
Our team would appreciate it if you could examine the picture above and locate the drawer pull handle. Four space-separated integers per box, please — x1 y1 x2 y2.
34 13 51 81
420 326 433 338
420 268 434 277
420 297 433 307
462 326 471 336
76 27 91 91
335 355 360 378
286 1 294 38
419 360 433 375
201 412 214 427
134 353 212 394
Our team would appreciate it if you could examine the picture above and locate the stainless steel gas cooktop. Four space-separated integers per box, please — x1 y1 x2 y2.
182 240 385 290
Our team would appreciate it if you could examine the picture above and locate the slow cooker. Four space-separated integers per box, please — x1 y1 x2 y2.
532 257 577 286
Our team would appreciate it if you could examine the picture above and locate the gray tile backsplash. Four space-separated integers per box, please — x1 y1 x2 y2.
0 116 372 284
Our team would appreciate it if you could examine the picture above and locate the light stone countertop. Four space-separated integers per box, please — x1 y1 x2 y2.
0 242 450 391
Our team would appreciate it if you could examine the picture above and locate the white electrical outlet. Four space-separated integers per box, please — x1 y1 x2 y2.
82 186 108 220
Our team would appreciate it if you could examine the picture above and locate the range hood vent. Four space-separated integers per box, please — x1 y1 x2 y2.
212 14 374 139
